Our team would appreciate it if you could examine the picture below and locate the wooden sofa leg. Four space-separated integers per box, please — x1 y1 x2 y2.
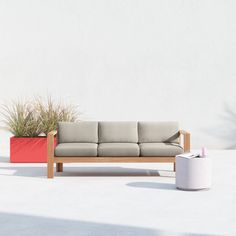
47 160 54 178
56 163 63 172
173 162 176 172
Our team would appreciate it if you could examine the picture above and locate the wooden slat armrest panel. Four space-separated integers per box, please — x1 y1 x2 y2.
47 130 57 178
47 130 57 157
179 130 190 152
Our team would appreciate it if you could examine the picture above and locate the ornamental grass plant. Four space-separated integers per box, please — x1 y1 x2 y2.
36 97 79 135
1 97 80 137
1 100 41 137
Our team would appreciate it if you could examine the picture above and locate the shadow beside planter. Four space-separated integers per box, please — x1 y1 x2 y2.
10 137 56 163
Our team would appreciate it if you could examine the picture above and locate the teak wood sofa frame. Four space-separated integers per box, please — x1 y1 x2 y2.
47 130 190 178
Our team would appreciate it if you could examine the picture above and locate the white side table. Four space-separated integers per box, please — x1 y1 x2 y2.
175 156 211 191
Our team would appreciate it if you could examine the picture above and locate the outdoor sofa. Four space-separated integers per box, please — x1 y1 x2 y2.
47 121 190 178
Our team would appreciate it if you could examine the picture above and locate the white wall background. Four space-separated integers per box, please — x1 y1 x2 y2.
1 0 236 150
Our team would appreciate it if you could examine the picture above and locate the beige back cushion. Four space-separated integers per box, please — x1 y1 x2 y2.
58 122 98 143
99 121 138 143
138 121 180 143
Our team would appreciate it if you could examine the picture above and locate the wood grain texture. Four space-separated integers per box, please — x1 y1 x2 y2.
54 156 175 163
47 130 57 178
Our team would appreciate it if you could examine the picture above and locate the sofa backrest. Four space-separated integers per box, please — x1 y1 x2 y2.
57 121 180 144
98 121 138 143
58 122 98 143
138 121 180 143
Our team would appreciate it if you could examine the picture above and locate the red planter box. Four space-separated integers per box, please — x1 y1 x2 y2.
10 137 57 163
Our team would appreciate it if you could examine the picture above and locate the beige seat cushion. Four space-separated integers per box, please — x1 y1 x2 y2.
98 143 140 157
55 143 97 157
139 143 183 157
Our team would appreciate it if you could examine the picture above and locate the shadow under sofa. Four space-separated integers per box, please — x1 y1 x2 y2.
47 121 190 178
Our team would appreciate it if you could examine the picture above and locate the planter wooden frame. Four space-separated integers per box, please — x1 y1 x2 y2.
47 130 190 178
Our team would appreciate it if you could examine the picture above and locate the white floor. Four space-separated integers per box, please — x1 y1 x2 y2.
0 150 235 236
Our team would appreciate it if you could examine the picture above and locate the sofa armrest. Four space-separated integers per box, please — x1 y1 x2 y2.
179 130 190 152
47 130 57 159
